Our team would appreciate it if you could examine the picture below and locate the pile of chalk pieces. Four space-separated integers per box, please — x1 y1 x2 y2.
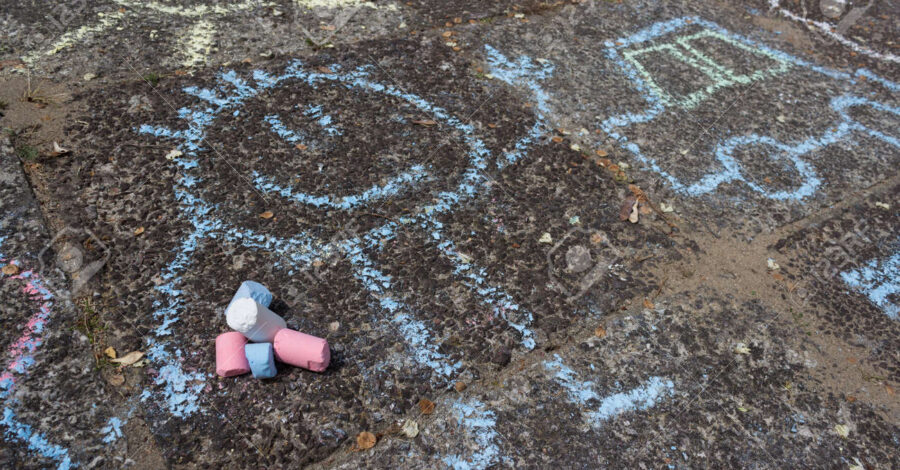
216 281 330 379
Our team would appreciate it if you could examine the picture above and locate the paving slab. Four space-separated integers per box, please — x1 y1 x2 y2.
323 290 899 469
0 0 897 468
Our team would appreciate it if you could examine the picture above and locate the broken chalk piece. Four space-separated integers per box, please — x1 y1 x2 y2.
216 332 251 377
225 280 273 316
244 342 277 379
226 298 287 343
273 328 330 372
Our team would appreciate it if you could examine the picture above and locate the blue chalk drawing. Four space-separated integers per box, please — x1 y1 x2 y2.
442 399 509 469
484 45 554 168
0 252 75 468
252 164 428 210
1 408 74 469
137 58 548 414
840 243 900 320
588 17 900 200
545 355 674 428
100 417 124 444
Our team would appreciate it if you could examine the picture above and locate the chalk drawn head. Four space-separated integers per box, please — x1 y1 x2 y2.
37 226 109 299
547 227 623 303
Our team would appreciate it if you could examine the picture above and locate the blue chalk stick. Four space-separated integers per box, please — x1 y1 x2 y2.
244 343 277 379
226 280 273 315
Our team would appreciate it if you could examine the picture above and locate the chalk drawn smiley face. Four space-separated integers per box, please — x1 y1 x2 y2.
177 63 489 237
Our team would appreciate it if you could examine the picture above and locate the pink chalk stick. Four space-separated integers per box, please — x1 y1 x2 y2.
216 332 251 377
273 328 330 372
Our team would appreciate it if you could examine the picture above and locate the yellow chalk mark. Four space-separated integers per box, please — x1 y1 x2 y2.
180 19 216 68
111 0 269 17
22 11 125 65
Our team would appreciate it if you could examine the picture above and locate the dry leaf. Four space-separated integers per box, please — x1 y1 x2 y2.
164 149 182 161
834 424 849 438
733 343 751 355
412 119 437 126
551 136 563 143
104 347 117 359
659 202 675 213
49 141 70 157
441 31 453 38
590 232 607 245
846 395 857 403
1 264 19 276
260 211 274 219
595 149 608 157
295 143 308 150
320 25 336 31
108 374 125 386
767 258 780 270
401 420 419 438
133 227 145 236
110 351 144 366
771 272 784 281
643 299 654 309
885 384 895 396
594 325 606 338
317 66 334 74
628 200 639 224
356 431 376 450
454 381 467 392
619 195 637 221
453 17 462 23
538 232 553 244
418 398 435 415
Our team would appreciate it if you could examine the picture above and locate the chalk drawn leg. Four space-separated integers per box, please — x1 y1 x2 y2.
544 355 675 429
442 399 507 469
342 239 461 378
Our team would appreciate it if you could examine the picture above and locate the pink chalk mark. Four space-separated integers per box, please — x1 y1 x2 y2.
0 260 55 398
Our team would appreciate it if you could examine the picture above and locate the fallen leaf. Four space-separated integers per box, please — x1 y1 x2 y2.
412 119 437 126
401 420 419 438
737 406 748 412
1 264 19 276
594 325 606 338
317 66 333 74
619 195 637 221
356 431 376 450
418 398 435 415
628 200 639 224
320 25 336 31
874 202 890 210
441 31 453 38
107 374 125 386
767 258 780 271
538 232 553 244
771 272 784 281
834 424 849 438
110 351 144 366
734 343 751 355
659 202 675 213
164 149 182 161
846 395 857 403
639 203 652 215
590 232 607 244
595 149 608 157
104 347 117 359
487 123 497 129
454 381 467 392
133 227 145 236
453 17 462 23
260 211 274 219
551 136 563 143
643 299 654 309
49 142 70 157
885 384 895 396
295 143 308 150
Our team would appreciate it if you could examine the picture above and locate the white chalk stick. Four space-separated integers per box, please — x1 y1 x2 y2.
226 298 286 343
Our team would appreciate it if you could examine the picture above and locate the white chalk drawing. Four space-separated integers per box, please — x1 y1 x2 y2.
138 59 547 416
769 0 899 64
